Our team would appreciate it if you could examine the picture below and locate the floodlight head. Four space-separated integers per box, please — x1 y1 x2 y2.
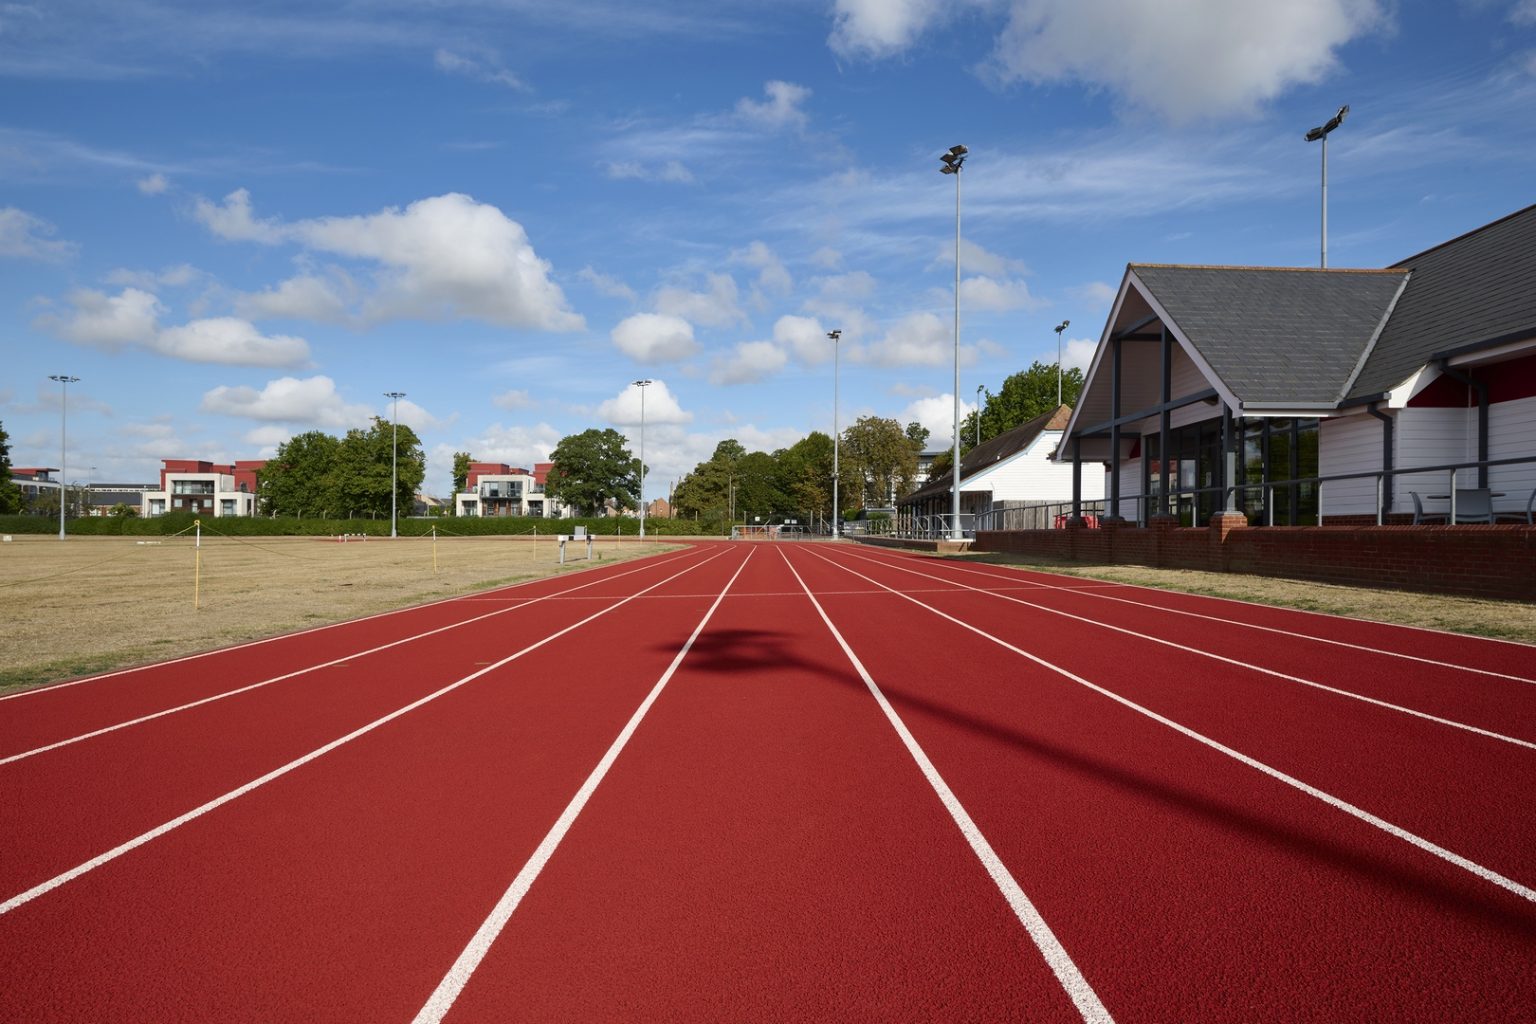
949 144 968 157
633 378 653 387
1055 320 1069 333
827 329 841 341
1306 104 1349 142
939 144 967 173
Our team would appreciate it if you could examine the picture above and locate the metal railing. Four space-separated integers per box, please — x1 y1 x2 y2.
893 453 1536 535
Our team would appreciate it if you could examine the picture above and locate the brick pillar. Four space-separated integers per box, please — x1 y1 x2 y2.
1209 510 1247 573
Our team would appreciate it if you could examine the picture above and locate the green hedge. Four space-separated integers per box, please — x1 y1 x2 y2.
0 513 719 538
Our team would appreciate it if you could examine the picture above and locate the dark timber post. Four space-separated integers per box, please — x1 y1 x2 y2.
1109 338 1122 520
1071 436 1082 519
1158 324 1172 518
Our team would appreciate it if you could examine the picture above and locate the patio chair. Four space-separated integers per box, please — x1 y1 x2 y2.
1409 492 1445 525
1496 488 1536 525
1453 487 1495 524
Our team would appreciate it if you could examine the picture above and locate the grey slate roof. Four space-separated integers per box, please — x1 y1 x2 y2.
1349 203 1536 399
1129 265 1408 406
900 405 1070 505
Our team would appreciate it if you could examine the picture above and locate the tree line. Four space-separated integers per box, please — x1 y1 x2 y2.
259 417 425 519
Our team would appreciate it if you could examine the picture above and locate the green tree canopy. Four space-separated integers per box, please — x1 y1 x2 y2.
961 360 1082 453
452 451 472 499
546 428 636 516
673 439 744 523
840 415 918 508
0 419 21 515
257 419 424 519
773 431 834 520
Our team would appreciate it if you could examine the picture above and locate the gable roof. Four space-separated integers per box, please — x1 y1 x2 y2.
1129 265 1409 405
900 404 1070 506
1348 202 1536 399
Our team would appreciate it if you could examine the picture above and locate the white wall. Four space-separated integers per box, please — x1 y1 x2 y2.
1490 394 1536 505
970 432 1106 506
1395 407 1472 500
1319 413 1384 516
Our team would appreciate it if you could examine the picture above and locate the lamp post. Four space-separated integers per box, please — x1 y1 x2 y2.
1305 104 1349 268
1054 320 1070 406
48 375 79 540
633 379 652 538
827 329 841 539
975 385 984 447
939 143 967 541
384 391 405 537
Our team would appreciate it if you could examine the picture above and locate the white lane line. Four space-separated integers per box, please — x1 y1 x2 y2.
411 549 756 1024
0 550 715 767
0 547 696 702
777 548 1114 1023
830 549 1536 751
0 550 725 918
894 553 1536 685
810 550 1536 906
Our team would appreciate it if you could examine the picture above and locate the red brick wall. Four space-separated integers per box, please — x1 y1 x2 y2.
976 519 1536 601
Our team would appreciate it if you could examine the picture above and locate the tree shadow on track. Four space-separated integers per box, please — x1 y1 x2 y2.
848 675 1536 939
660 628 841 680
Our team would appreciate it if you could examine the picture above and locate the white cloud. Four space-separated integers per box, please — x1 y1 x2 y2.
598 379 693 426
0 207 75 262
611 312 699 362
1072 280 1118 305
773 314 832 365
1063 337 1097 371
601 159 696 183
988 0 1388 122
36 287 160 347
234 272 352 322
443 422 566 474
811 247 843 269
577 266 638 302
105 264 201 290
959 274 1043 312
493 389 534 410
857 311 951 367
653 273 743 328
829 0 947 58
200 375 373 427
735 80 812 129
155 317 311 367
815 270 878 301
136 173 169 195
192 190 584 331
710 340 788 385
901 393 976 450
390 397 452 433
433 48 528 91
731 240 792 296
1512 0 1536 25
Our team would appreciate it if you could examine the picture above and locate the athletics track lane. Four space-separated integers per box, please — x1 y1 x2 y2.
821 546 1536 880
0 549 700 755
0 549 721 898
794 543 1536 1022
0 546 739 1022
431 543 1093 1023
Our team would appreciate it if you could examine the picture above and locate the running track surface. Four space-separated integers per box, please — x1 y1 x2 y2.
3 541 1534 1023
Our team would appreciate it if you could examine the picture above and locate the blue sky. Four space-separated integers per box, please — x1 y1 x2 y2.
4 0 1535 501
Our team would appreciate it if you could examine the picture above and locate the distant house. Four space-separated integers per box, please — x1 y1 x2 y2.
11 468 61 509
141 460 265 518
1057 203 1536 525
900 405 1103 528
454 462 564 518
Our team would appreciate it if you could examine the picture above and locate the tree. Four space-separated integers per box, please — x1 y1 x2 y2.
546 428 636 516
840 416 919 508
451 451 471 511
332 417 425 519
109 502 139 518
904 421 930 452
774 431 834 521
673 439 745 523
963 361 1083 452
0 419 21 515
259 431 342 518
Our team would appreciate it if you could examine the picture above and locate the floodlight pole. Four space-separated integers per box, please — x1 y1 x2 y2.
1306 105 1349 269
975 385 983 447
48 375 79 540
939 144 967 542
828 329 841 539
385 391 405 537
633 379 652 538
1054 320 1070 406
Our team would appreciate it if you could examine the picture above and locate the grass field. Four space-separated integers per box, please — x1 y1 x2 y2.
0 532 674 693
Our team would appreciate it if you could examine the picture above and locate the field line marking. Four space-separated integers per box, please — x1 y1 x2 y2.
0 549 718 767
411 549 756 1024
0 547 698 702
831 548 1536 751
876 550 1536 685
779 549 1115 1023
810 550 1536 906
0 550 726 918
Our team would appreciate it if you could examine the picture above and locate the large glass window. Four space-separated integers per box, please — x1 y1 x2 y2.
1143 419 1224 525
1241 418 1319 525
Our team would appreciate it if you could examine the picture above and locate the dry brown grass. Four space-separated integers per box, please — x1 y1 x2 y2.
959 552 1536 644
0 533 678 693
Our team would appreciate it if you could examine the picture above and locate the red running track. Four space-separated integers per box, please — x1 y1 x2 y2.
2 541 1534 1022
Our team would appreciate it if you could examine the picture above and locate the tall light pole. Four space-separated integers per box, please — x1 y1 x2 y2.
384 391 405 537
940 143 967 541
48 375 79 540
1054 320 1070 406
975 384 984 447
1305 104 1348 268
827 329 841 539
632 379 652 538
